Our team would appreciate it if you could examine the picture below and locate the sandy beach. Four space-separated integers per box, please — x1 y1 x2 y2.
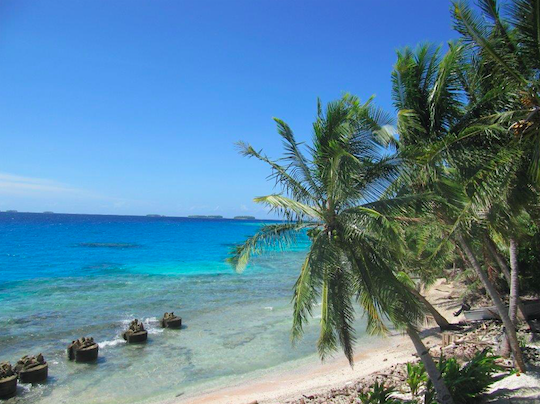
172 280 460 404
173 333 413 404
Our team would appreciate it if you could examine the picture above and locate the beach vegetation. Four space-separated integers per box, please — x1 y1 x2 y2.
425 350 503 404
358 381 406 404
406 361 428 396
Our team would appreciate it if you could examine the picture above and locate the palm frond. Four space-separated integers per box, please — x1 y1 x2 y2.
236 141 315 204
453 1 529 86
253 194 321 221
228 222 315 273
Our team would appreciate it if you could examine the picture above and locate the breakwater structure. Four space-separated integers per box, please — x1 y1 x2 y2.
1 312 184 399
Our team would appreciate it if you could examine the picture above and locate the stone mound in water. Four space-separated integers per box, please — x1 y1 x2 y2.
122 319 148 343
67 337 99 362
15 354 48 383
0 362 17 399
160 312 182 329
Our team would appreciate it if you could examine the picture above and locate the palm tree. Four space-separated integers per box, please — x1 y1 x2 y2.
391 42 528 372
452 0 540 185
230 96 454 404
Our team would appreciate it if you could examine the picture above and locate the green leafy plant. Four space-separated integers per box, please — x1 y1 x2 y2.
358 381 405 404
518 333 528 349
425 350 504 403
406 361 428 396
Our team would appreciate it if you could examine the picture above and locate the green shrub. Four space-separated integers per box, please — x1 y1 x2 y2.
358 381 406 404
425 349 503 403
406 361 428 396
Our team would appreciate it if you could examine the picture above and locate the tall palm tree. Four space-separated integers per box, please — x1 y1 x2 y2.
230 96 454 404
391 42 527 372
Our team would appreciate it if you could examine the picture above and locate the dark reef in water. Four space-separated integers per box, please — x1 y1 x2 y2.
77 243 141 249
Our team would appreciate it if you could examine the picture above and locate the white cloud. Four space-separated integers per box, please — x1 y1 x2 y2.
0 172 98 199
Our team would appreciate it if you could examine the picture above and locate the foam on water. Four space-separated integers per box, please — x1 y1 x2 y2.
98 338 125 348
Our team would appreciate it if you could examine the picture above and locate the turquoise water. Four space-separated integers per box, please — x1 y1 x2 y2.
0 212 368 404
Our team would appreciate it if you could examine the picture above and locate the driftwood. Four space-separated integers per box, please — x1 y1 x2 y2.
463 300 540 322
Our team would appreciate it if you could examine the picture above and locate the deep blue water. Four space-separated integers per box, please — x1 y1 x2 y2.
0 212 351 404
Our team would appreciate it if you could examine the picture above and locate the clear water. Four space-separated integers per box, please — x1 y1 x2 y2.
0 213 370 404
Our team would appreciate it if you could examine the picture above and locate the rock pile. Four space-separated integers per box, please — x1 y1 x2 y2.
0 362 15 380
0 362 17 399
14 354 46 373
160 312 182 329
123 319 148 343
14 354 48 383
67 337 99 362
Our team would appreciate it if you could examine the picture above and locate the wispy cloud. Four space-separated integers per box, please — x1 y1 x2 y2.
0 172 98 198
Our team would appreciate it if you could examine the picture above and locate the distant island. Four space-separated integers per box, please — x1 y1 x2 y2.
0 211 261 220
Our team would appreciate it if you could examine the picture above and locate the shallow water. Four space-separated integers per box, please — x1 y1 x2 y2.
0 213 369 404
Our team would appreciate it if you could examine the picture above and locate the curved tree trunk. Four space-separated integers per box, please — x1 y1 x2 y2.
409 287 453 330
406 326 454 404
457 232 526 373
485 236 512 281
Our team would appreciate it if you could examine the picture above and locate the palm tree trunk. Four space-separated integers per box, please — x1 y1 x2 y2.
406 326 454 404
485 236 511 280
508 238 519 324
500 238 522 357
485 235 532 327
456 232 526 373
408 287 453 330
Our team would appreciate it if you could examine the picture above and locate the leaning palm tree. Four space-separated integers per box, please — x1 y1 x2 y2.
229 96 454 404
391 42 527 372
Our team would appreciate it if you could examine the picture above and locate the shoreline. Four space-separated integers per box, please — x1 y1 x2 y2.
171 332 416 404
171 279 459 404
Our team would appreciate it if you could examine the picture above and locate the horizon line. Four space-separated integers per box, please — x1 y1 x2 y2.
0 210 273 221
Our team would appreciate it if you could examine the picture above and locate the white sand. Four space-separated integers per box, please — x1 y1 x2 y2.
485 372 540 403
171 332 414 404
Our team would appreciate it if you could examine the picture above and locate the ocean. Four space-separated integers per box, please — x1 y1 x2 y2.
0 212 371 404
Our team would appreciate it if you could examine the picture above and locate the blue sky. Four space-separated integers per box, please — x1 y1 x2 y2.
0 0 458 218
